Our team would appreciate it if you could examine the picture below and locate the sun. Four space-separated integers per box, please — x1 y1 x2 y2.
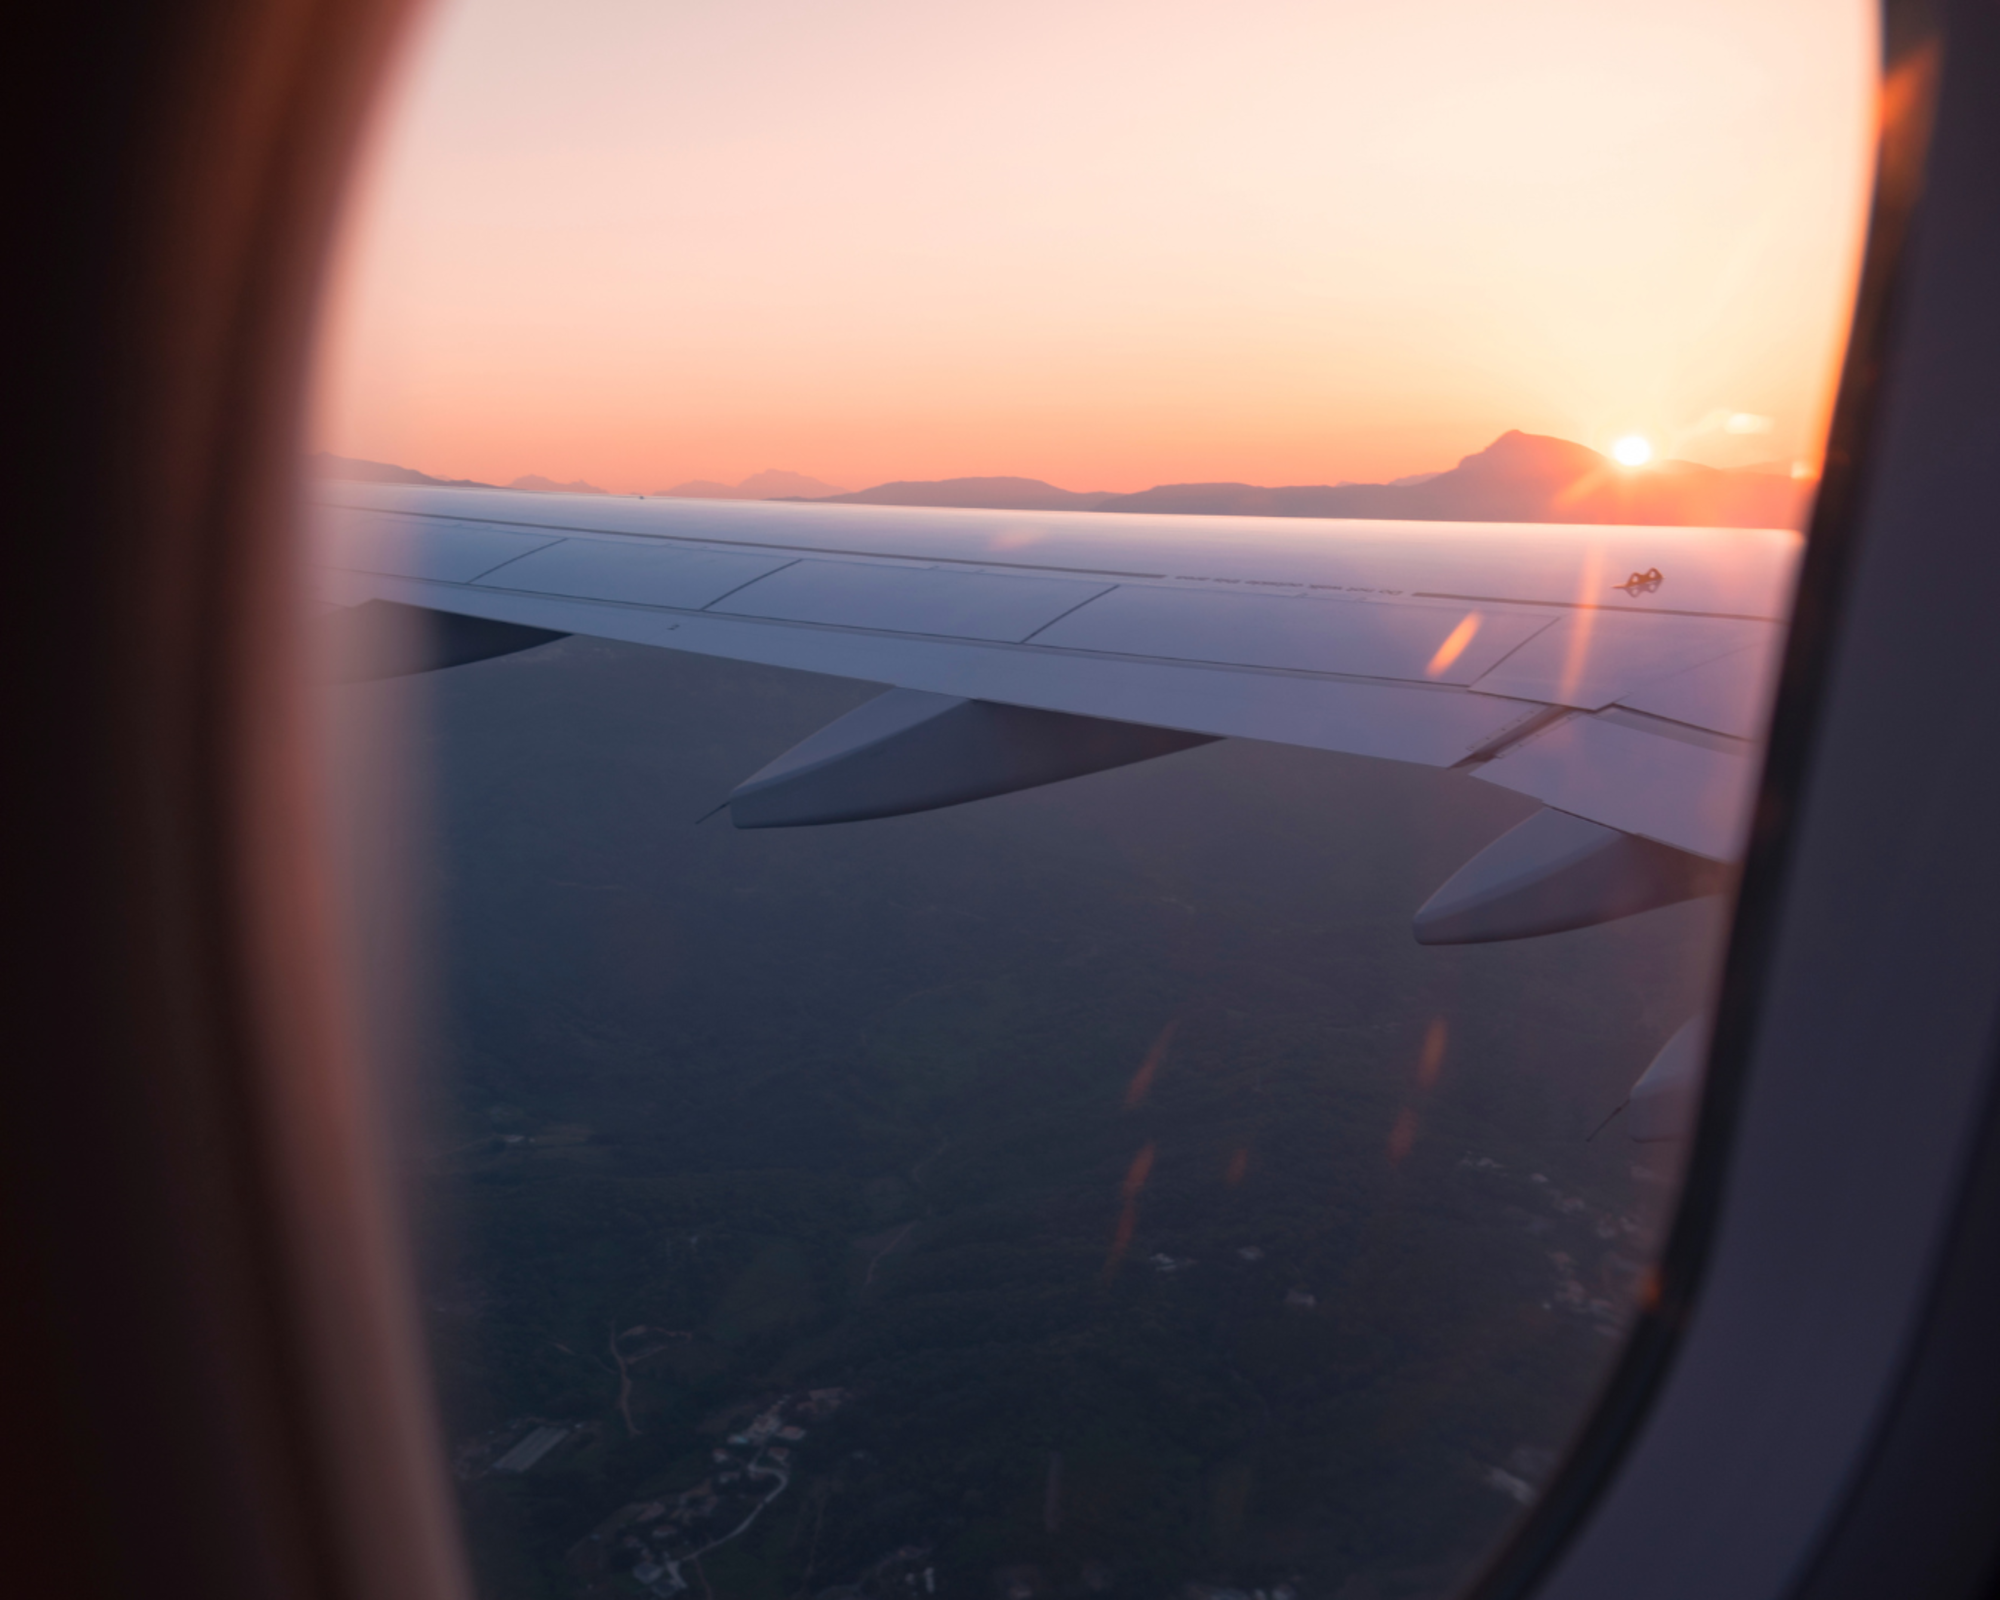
1612 435 1653 467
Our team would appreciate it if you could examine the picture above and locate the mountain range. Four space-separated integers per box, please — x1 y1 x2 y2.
800 432 1809 528
804 475 1114 512
309 452 497 490
310 431 1812 528
508 473 609 496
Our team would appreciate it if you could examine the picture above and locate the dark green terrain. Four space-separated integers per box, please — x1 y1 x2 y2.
330 636 1719 1600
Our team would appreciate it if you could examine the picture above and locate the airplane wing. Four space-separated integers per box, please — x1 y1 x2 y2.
309 482 1795 943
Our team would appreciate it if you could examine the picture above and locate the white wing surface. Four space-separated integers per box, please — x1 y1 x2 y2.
311 482 1795 879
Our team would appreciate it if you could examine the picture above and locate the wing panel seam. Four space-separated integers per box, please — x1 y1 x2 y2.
1415 589 1784 622
695 557 803 611
1017 585 1120 643
460 536 567 584
317 502 1168 580
334 573 1545 697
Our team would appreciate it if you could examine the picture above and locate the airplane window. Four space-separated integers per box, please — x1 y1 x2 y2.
309 2 1876 1596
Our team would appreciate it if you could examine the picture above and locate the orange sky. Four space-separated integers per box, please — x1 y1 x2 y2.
312 0 1877 496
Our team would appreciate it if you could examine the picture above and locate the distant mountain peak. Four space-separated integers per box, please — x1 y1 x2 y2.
509 473 609 496
1449 429 1608 481
813 476 1115 512
656 469 848 501
737 468 848 498
1092 430 1809 528
308 452 496 490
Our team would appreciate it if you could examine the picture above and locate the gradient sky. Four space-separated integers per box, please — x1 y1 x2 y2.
312 0 1877 495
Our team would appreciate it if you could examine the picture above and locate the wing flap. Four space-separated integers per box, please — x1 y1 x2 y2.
1472 707 1758 860
1469 610 1778 710
1030 585 1552 684
1615 635 1784 739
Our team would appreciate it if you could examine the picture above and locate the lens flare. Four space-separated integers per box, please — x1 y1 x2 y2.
1424 613 1482 679
1613 436 1653 466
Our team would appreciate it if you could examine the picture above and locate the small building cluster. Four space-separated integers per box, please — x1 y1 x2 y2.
451 1416 584 1481
570 1386 852 1597
1542 1250 1624 1336
1454 1148 1651 1337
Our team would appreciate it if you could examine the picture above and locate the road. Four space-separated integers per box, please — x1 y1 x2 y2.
659 1448 791 1594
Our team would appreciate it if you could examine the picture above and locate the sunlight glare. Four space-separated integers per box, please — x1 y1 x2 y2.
1424 614 1483 678
1613 436 1654 466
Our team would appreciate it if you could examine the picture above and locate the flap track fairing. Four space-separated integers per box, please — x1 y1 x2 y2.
1414 806 1731 945
320 599 568 682
727 688 1218 829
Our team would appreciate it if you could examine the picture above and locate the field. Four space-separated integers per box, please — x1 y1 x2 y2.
328 634 1718 1599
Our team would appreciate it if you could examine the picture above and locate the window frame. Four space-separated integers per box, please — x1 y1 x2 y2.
9 1 1998 1597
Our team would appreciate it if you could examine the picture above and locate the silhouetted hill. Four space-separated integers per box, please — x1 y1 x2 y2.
799 435 1806 527
1095 431 1808 527
808 476 1117 512
658 469 848 500
509 473 609 496
309 452 497 489
1089 482 1371 518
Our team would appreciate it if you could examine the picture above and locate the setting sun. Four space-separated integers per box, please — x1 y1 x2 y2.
1613 436 1655 467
